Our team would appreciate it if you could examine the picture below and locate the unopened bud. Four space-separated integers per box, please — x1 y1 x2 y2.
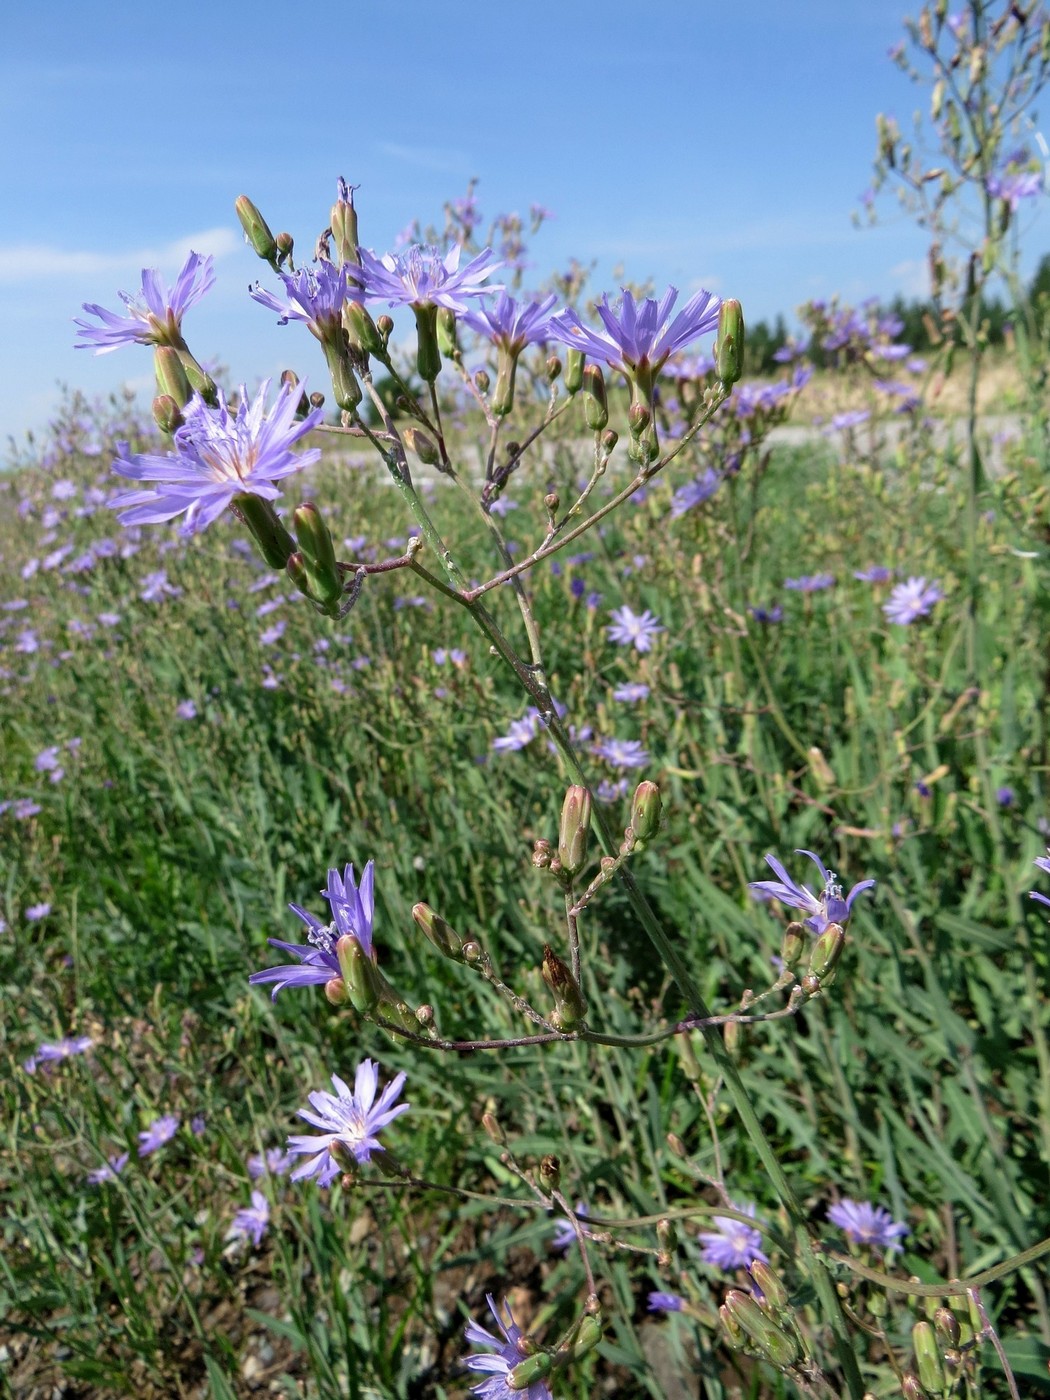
912 1321 945 1393
809 922 846 981
461 940 482 962
324 976 348 1006
436 307 458 358
723 1290 800 1368
629 781 661 846
901 1376 929 1400
237 494 297 570
715 299 745 385
558 785 592 875
412 902 465 960
152 394 184 436
544 492 560 515
749 1261 789 1313
564 348 585 394
474 368 491 394
309 391 325 410
377 314 394 348
800 972 822 997
539 1154 560 1189
492 346 519 417
343 300 383 356
402 426 441 466
532 838 553 869
293 501 343 608
482 1110 506 1144
322 341 362 413
582 364 608 430
934 1308 960 1345
657 1218 677 1255
337 934 381 1014
154 346 193 407
569 1315 602 1359
601 428 619 453
415 1003 434 1026
780 922 806 969
545 355 562 382
719 1302 746 1350
235 195 278 264
666 1132 687 1157
724 1018 740 1054
628 401 651 436
413 305 442 383
330 178 360 267
507 1352 552 1391
541 944 587 1029
275 231 294 265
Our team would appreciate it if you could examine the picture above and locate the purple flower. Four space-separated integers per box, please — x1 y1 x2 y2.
607 605 665 653
670 469 720 518
249 859 376 999
463 1295 553 1400
110 379 323 535
612 682 650 703
749 849 875 935
259 620 286 646
996 786 1015 807
462 292 560 350
74 251 215 354
353 243 502 312
699 1204 768 1270
550 1201 588 1252
138 1114 180 1157
648 1291 685 1313
1031 848 1050 911
784 573 836 593
34 746 62 772
827 1199 909 1250
139 569 181 602
250 261 358 333
492 713 541 753
26 903 52 922
854 565 892 583
247 1147 295 1179
175 700 198 720
987 167 1043 212
226 1189 270 1247
552 287 720 376
829 410 871 431
287 1060 409 1185
883 577 944 625
86 1151 129 1186
36 1035 94 1062
749 604 783 624
594 738 650 769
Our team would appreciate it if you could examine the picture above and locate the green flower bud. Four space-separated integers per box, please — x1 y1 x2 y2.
808 923 846 981
564 348 585 394
582 364 608 430
275 231 294 265
780 922 806 969
569 1315 603 1359
492 346 519 418
723 1290 800 1369
154 345 193 407
436 307 458 358
286 551 313 601
152 394 184 437
542 944 587 1029
657 1218 677 1256
912 1321 945 1394
628 401 651 436
411 902 465 960
337 934 381 1015
629 781 662 846
324 976 348 1006
714 298 745 385
601 428 618 453
376 314 394 349
343 300 383 357
901 1376 929 1400
749 1261 789 1314
507 1352 552 1391
235 195 278 265
724 1019 740 1055
413 304 442 383
474 368 491 394
558 785 592 875
718 1302 746 1350
322 340 362 413
293 502 343 607
330 179 360 267
236 494 297 569
934 1307 960 1345
545 355 562 383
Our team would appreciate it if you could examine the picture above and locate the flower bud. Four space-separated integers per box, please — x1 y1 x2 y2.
722 1290 800 1369
724 1018 740 1055
808 923 846 981
778 922 805 970
481 1110 506 1144
628 401 651 436
558 785 592 875
541 944 587 1029
337 934 381 1014
507 1352 552 1391
411 902 465 960
377 314 394 349
492 346 519 418
237 494 297 570
718 1302 746 1350
436 307 458 358
474 368 491 394
275 231 294 265
601 428 619 453
582 364 608 430
330 178 360 267
657 1217 677 1259
324 976 348 1006
934 1307 960 1345
912 1321 945 1394
322 341 362 413
539 1154 560 1189
402 426 441 466
293 502 343 608
154 346 193 407
413 305 442 383
749 1261 789 1314
569 1315 603 1359
545 355 562 382
715 298 745 385
901 1374 929 1400
152 394 184 437
343 300 383 357
564 348 585 394
235 195 278 265
532 839 553 869
629 781 661 846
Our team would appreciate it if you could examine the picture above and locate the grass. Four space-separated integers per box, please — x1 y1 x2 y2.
2 359 1050 1399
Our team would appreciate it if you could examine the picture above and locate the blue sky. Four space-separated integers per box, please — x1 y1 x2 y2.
3 0 1049 450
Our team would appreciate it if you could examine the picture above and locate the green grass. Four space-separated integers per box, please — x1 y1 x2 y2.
2 378 1050 1398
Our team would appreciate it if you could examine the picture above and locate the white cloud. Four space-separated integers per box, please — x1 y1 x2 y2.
376 141 471 175
888 258 929 297
0 227 240 285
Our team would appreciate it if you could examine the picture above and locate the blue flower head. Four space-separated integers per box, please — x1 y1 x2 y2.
749 850 875 935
